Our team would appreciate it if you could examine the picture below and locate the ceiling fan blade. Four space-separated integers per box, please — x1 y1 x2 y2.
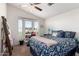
34 6 42 11
30 3 40 5
33 3 40 5
48 3 54 6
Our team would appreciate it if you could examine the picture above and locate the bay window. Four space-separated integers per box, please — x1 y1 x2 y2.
18 19 40 37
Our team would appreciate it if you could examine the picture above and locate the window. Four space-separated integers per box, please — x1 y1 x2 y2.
33 21 39 34
18 20 22 35
34 21 39 30
25 21 32 28
18 19 40 36
25 20 32 33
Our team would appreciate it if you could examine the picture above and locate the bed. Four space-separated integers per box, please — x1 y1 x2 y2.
28 30 77 56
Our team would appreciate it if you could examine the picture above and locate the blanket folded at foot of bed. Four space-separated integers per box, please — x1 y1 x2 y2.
31 36 58 47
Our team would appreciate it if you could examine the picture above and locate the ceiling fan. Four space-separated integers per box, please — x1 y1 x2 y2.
29 3 54 11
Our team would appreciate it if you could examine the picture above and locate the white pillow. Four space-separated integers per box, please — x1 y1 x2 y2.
52 32 58 37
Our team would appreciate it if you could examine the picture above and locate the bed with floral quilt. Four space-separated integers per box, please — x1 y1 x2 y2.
28 31 77 56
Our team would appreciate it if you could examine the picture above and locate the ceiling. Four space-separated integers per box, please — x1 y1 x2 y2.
10 3 79 19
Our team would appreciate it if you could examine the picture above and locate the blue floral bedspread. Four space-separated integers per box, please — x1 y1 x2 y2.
28 37 77 56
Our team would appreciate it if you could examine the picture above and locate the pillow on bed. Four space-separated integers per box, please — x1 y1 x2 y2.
65 31 76 38
70 32 76 38
52 32 58 37
65 31 71 38
57 30 65 38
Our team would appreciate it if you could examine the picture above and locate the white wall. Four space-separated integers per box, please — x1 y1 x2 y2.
7 4 45 45
0 3 7 53
45 8 79 38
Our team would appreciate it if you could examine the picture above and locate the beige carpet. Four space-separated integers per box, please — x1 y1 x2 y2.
12 44 32 56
